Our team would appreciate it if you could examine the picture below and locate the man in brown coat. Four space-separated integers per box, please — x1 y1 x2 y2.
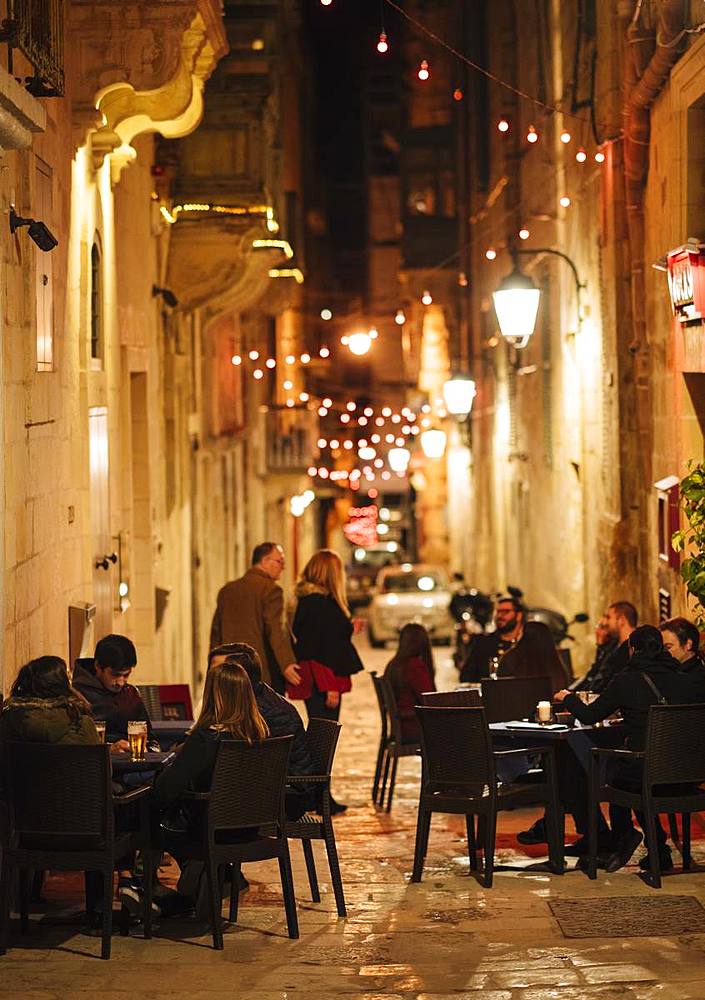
210 542 300 693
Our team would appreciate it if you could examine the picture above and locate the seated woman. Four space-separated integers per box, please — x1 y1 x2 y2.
0 655 99 746
499 620 570 691
384 623 435 743
152 659 269 915
555 624 705 872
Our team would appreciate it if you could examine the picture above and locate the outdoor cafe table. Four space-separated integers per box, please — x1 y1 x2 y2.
488 719 625 771
111 751 174 776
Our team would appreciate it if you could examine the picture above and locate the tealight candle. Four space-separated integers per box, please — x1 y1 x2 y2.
537 700 552 723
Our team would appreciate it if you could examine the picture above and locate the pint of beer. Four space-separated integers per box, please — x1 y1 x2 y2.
95 722 106 743
128 720 148 760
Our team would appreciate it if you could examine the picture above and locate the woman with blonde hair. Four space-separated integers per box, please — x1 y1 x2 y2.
289 549 363 812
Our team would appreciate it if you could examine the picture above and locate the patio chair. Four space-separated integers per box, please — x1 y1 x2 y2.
284 718 346 917
370 671 389 805
411 706 564 888
377 675 421 812
587 703 705 888
420 689 481 707
0 742 154 960
161 735 297 950
480 676 553 724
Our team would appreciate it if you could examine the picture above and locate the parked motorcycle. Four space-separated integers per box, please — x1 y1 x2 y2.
449 586 494 673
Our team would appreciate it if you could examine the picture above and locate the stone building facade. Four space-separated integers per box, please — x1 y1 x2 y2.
0 0 321 695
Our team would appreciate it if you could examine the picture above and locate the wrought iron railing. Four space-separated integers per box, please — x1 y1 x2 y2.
1 0 64 96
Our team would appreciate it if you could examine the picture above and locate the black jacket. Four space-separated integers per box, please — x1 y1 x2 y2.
153 727 223 807
564 649 705 751
293 591 364 678
574 639 629 694
72 662 156 747
254 682 315 776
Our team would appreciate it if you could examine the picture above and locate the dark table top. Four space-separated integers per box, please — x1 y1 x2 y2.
489 720 625 740
111 751 174 774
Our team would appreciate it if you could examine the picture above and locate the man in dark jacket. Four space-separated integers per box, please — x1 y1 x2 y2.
572 601 636 694
460 595 525 682
73 634 158 751
555 625 705 871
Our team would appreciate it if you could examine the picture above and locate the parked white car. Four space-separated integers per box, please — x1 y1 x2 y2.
367 564 454 648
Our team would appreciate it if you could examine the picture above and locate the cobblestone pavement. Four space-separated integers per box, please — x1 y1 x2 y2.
4 638 705 998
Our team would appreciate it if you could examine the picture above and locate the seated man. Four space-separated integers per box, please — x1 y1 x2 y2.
73 634 158 752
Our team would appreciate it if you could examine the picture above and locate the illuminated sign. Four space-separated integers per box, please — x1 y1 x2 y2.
666 244 705 323
343 505 378 547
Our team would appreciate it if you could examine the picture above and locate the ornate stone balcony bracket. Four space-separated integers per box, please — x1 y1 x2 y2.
0 66 46 153
69 0 227 172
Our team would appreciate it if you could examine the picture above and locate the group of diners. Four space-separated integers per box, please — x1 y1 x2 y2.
387 591 705 875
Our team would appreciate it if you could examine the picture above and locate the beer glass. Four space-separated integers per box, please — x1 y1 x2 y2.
95 721 106 743
128 720 148 760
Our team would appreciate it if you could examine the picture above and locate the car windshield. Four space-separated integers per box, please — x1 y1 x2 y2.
381 572 443 593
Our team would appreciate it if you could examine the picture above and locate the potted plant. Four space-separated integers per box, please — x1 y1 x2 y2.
672 461 705 626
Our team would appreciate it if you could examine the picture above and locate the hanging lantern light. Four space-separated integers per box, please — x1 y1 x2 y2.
417 59 430 81
492 260 541 348
388 447 411 473
420 429 447 460
442 374 477 417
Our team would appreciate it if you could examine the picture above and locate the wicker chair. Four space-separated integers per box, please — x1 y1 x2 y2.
161 735 297 950
412 706 564 888
377 675 422 812
0 742 154 960
370 672 389 805
587 703 705 888
420 689 481 707
480 676 553 724
284 719 346 917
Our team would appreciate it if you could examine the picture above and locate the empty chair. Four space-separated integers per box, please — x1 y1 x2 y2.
158 684 193 720
480 676 552 724
370 671 389 805
137 684 163 721
160 735 298 950
376 675 421 812
588 704 705 888
284 718 346 916
420 689 481 707
0 742 154 960
412 706 564 888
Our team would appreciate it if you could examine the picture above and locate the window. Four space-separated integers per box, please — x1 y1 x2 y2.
90 239 102 362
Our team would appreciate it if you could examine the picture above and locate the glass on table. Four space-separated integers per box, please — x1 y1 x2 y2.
128 720 148 760
95 721 106 743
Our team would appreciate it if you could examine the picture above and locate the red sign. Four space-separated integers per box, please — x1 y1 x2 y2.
667 245 705 323
343 506 378 547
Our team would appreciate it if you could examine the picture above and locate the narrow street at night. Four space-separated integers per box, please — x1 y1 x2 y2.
3 637 705 997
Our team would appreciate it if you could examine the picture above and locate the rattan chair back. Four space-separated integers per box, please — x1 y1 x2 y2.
415 706 495 789
370 671 389 737
303 718 341 776
207 735 293 837
420 689 481 707
3 741 112 851
645 704 705 785
480 676 552 723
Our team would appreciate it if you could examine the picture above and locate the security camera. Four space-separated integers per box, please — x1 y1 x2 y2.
9 207 58 252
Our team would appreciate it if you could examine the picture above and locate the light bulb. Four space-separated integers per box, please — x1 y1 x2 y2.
395 308 406 325
317 438 327 448
368 327 378 339
559 195 571 208
347 401 356 411
453 88 463 102
341 413 350 423
253 368 264 379
377 32 388 53
299 391 309 402
363 407 373 416
329 439 339 450
527 125 538 143
300 353 311 363
285 354 295 364
249 350 259 360
497 117 510 133
347 331 372 356
576 147 587 162
382 407 392 417
595 150 606 163
283 379 293 390
317 407 327 417
421 289 433 305
286 398 295 408
320 308 332 320
320 0 332 6
231 354 242 365
323 398 332 408
560 129 571 144
358 416 368 426
519 228 530 240
485 247 497 261
344 440 353 450
418 59 429 81
319 346 330 358
265 357 276 368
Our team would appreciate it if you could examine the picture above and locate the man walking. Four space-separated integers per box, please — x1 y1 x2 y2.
210 542 299 693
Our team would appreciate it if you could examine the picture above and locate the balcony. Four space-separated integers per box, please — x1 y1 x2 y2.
263 411 316 475
1 0 64 96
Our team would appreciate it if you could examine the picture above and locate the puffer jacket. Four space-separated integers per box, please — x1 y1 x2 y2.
0 696 99 745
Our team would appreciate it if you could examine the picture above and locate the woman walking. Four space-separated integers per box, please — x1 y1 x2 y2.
289 549 363 812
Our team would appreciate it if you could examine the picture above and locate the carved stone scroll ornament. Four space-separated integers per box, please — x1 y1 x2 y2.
68 0 226 172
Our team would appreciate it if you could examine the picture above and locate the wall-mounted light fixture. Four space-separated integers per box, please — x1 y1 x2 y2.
10 206 58 252
152 284 179 308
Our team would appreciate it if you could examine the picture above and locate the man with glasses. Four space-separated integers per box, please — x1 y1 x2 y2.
210 542 300 694
460 594 525 682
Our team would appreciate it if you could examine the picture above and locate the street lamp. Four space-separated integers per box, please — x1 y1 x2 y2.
388 446 410 473
346 331 373 356
442 373 477 417
420 428 447 459
492 247 585 348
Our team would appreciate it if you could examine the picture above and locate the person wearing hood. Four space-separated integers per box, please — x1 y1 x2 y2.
72 634 158 752
555 624 705 872
0 655 99 748
289 549 363 814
